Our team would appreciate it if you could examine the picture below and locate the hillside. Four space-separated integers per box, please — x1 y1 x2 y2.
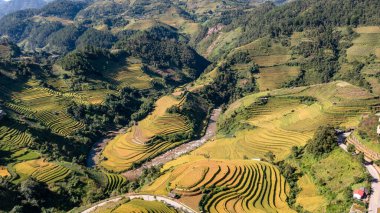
0 0 380 212
0 0 53 18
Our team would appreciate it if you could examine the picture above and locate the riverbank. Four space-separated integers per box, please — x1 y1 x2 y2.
86 128 127 168
122 108 222 179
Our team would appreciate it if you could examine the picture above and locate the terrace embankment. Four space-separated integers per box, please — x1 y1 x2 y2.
86 108 221 178
86 128 127 168
122 108 221 179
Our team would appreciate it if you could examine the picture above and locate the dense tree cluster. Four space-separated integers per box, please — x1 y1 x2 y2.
306 125 338 157
200 61 257 107
230 0 380 46
46 25 86 54
171 93 210 137
39 0 87 19
67 87 149 137
0 176 89 212
116 26 210 83
27 22 65 49
76 28 116 50
59 48 114 76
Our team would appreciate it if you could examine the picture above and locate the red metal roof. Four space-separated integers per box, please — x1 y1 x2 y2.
354 189 365 197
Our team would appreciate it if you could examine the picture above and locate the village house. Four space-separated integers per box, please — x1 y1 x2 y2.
353 187 366 200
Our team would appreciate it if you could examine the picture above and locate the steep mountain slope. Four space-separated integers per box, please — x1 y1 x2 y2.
0 0 54 18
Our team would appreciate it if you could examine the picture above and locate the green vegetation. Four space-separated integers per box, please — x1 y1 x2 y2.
297 148 369 212
305 126 338 157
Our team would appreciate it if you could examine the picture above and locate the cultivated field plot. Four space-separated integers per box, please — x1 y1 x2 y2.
100 95 191 172
103 173 127 193
256 66 300 91
347 26 380 62
143 159 293 212
3 81 85 137
0 119 34 150
13 159 71 184
104 59 153 90
91 198 178 213
0 44 12 59
228 36 301 91
296 175 326 212
184 81 376 162
0 167 10 177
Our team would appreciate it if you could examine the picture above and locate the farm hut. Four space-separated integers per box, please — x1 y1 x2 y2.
353 188 366 200
168 191 180 199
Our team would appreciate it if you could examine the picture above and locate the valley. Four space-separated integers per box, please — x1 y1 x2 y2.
0 0 380 212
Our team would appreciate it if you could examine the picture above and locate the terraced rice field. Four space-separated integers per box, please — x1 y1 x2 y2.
168 82 377 164
227 36 301 91
296 174 326 212
143 159 293 212
196 96 314 160
0 121 33 150
0 167 10 177
5 102 84 136
104 173 127 192
3 85 85 136
101 95 191 172
0 45 11 59
13 159 71 183
256 66 300 91
107 61 153 90
91 198 178 213
347 26 380 62
252 55 291 67
113 199 178 213
141 82 373 212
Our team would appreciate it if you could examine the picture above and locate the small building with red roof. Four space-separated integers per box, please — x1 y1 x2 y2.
353 188 366 200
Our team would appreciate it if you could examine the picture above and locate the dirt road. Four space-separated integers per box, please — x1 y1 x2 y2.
123 108 222 179
81 194 196 213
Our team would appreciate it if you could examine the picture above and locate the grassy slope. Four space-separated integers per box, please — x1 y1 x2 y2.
298 149 369 212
